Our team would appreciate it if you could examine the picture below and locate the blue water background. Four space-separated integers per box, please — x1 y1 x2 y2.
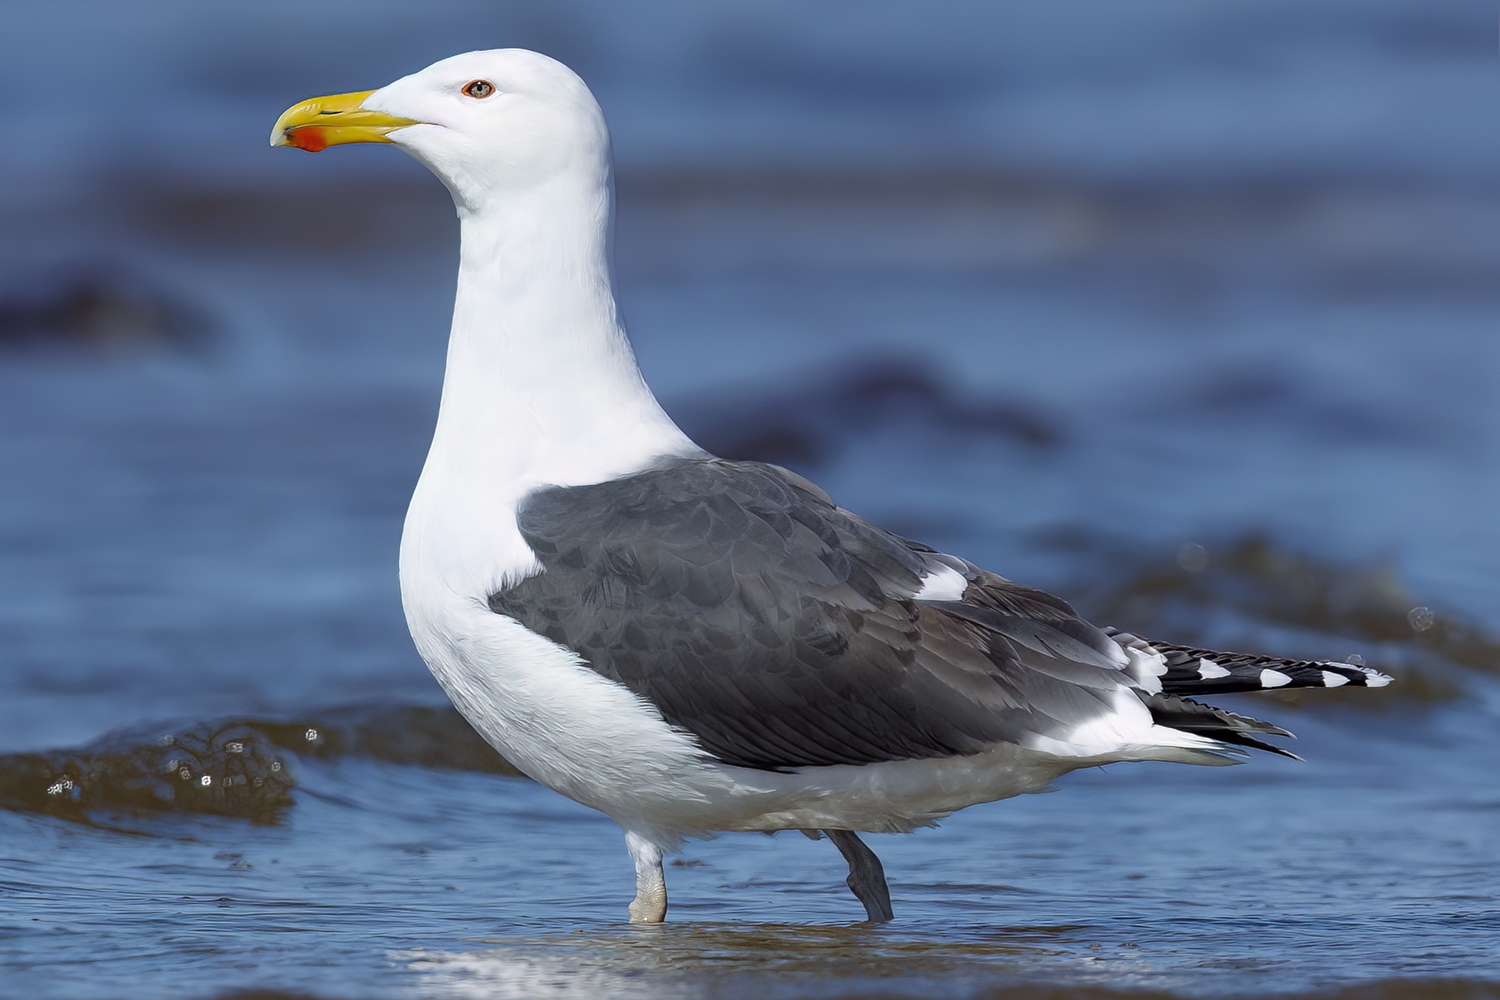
0 2 1497 997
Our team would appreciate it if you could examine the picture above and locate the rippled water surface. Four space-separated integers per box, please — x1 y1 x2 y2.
2 2 1499 998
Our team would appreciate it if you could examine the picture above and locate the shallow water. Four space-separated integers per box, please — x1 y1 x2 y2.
2 2 1499 998
6 704 1500 999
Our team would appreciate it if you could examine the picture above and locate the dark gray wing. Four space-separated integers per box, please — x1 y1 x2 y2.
489 458 1142 771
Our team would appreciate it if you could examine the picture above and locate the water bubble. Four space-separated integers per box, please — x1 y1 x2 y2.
226 742 243 754
1407 606 1435 632
304 728 319 742
46 779 74 796
179 768 191 780
270 761 282 772
1346 654 1365 666
1175 543 1209 574
199 775 212 786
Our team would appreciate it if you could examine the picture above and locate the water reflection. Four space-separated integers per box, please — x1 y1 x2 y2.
400 923 1067 1000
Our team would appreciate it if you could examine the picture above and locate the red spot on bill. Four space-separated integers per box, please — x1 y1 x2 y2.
286 127 329 152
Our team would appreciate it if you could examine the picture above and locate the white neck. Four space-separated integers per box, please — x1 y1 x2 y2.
400 162 700 596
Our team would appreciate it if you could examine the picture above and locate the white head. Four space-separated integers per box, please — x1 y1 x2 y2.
272 49 612 215
275 49 702 571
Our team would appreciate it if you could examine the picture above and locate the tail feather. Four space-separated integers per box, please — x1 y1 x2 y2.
1105 628 1393 696
1142 693 1301 760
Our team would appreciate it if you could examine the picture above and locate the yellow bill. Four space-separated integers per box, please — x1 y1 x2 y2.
270 90 419 152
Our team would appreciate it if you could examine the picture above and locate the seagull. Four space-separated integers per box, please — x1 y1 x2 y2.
271 49 1391 925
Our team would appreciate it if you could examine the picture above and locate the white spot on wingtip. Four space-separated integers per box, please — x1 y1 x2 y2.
1364 671 1392 687
1320 670 1350 687
1259 668 1293 688
1197 658 1231 679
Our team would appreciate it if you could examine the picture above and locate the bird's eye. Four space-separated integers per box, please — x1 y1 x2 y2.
462 80 496 99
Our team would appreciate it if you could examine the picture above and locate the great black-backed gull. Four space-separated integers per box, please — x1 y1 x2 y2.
271 49 1391 924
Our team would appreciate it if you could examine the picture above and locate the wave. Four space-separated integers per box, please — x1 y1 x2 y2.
0 263 212 356
208 977 1500 1000
0 703 521 826
670 353 1059 468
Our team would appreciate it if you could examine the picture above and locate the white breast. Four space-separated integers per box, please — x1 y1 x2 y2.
402 584 715 815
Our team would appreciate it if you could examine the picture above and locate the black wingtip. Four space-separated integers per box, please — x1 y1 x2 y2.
1108 629 1397 696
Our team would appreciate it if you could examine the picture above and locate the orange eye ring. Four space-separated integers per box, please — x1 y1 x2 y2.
462 79 496 99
